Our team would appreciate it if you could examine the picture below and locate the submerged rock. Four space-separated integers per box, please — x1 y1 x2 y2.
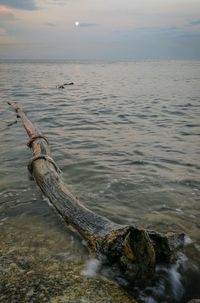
0 215 137 303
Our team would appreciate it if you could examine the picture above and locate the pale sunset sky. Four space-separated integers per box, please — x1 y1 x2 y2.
0 0 200 60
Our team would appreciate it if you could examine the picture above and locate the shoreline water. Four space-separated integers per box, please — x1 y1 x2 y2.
0 60 199 302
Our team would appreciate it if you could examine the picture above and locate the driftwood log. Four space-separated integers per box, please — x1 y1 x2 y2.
8 101 184 286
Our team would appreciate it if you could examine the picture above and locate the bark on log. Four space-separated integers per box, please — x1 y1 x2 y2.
8 101 184 286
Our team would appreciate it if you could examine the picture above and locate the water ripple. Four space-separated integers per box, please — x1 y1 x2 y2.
0 61 199 298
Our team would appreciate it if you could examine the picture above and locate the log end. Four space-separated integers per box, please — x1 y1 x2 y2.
99 226 156 285
148 230 185 263
91 227 185 286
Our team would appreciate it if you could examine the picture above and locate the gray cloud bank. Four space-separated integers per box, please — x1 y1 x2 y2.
190 19 200 26
0 0 37 10
78 23 99 28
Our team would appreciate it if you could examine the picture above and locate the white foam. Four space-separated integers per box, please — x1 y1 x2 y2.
168 264 184 300
42 195 53 208
139 254 187 303
1 217 9 222
184 235 193 246
175 208 182 213
81 258 101 278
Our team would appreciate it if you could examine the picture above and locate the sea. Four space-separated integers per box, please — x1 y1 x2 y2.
0 60 200 302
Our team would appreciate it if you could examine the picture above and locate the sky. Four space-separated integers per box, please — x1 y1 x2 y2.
0 0 200 60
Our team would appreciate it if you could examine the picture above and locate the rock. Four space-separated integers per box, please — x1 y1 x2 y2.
0 216 137 303
26 270 35 276
26 288 34 297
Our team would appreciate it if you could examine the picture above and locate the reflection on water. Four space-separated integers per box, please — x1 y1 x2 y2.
0 60 200 302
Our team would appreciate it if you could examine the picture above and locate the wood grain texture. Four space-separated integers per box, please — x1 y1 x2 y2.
8 101 184 286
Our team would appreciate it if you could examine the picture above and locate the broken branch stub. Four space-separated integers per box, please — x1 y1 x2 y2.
8 101 184 286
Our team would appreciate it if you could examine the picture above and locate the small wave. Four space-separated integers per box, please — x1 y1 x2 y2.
185 123 200 128
82 97 107 102
81 258 101 278
180 131 200 137
138 254 186 303
184 235 193 246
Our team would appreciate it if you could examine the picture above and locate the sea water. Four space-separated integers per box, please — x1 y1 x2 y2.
0 60 200 302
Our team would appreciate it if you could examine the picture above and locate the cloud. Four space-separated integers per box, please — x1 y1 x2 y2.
78 23 99 28
0 26 17 46
0 27 6 35
43 0 68 4
190 19 200 26
0 7 16 21
45 22 57 27
136 26 178 32
0 0 37 10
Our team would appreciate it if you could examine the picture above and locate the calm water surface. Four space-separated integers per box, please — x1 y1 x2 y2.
0 60 200 302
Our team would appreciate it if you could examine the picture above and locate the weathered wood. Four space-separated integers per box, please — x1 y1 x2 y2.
8 101 184 286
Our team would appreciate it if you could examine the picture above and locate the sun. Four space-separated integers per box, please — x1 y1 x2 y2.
75 21 79 27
